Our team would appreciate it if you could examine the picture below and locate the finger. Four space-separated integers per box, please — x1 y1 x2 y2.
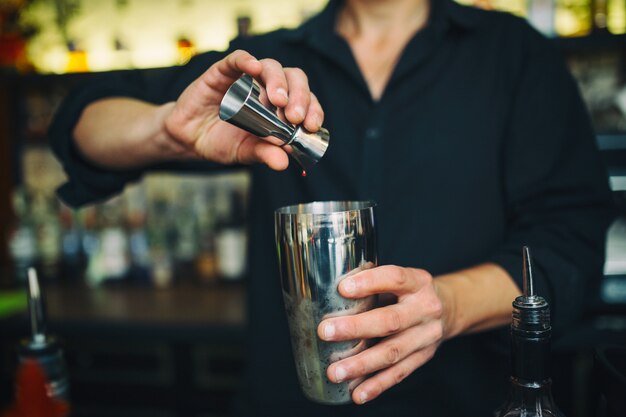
319 303 416 341
258 59 290 108
235 136 290 170
283 67 311 125
303 92 324 132
339 266 431 298
352 345 438 405
326 322 442 383
202 50 262 91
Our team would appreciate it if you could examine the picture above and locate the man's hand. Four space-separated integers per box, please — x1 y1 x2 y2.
317 265 446 405
164 49 324 170
316 263 520 405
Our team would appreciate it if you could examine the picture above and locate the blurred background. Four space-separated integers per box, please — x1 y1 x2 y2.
0 0 625 416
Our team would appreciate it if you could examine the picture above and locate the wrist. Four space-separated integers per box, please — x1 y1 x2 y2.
151 102 198 161
434 263 521 340
433 277 461 340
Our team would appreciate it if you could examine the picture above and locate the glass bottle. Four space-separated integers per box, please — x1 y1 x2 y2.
555 0 592 37
8 188 37 283
215 188 247 282
607 0 626 34
495 246 566 417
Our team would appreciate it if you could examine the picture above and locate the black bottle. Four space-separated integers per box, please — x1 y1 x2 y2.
495 246 565 417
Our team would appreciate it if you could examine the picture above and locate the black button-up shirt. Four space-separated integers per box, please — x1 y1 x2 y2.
50 0 615 415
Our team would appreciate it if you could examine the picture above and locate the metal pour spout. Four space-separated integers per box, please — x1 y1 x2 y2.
522 245 535 298
27 268 47 345
513 246 550 332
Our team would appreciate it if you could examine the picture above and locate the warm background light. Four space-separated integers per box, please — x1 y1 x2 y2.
21 0 328 73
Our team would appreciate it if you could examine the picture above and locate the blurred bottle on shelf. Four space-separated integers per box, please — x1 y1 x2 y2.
237 15 252 38
7 189 37 284
215 189 247 282
65 41 89 73
58 202 84 281
147 197 175 288
527 0 556 35
555 0 593 36
32 194 62 280
173 183 199 282
195 185 219 285
176 37 196 65
85 197 129 287
78 206 98 274
593 0 609 31
125 184 151 284
607 0 626 33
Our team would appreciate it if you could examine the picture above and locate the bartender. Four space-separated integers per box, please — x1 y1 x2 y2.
49 0 615 415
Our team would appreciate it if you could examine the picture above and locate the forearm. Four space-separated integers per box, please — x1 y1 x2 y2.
434 263 521 340
73 98 194 169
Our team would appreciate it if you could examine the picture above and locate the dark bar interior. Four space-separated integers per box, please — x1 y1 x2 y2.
1 1 625 416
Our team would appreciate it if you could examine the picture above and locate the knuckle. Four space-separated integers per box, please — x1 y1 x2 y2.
429 297 443 318
353 358 369 376
285 66 307 79
391 267 408 288
394 367 409 384
384 343 401 365
384 309 402 334
260 57 279 66
418 268 433 283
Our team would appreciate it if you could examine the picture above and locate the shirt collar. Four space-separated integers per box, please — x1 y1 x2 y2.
284 0 484 44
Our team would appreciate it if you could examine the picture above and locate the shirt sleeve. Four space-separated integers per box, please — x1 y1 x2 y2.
486 24 617 333
48 50 228 208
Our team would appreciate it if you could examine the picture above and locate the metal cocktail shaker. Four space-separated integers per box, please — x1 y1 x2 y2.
275 201 377 404
219 74 330 171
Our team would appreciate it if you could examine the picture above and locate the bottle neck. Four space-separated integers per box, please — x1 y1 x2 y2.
511 327 551 381
500 377 562 417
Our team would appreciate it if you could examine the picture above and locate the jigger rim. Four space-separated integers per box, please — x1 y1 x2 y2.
275 200 376 216
219 73 256 121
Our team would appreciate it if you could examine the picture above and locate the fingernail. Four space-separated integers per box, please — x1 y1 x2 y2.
359 391 368 404
323 322 335 340
276 88 288 101
335 366 347 383
342 278 356 294
294 106 305 120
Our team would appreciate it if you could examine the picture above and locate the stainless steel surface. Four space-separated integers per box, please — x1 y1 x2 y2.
27 267 46 345
522 246 534 297
275 201 377 404
513 247 550 331
220 74 330 171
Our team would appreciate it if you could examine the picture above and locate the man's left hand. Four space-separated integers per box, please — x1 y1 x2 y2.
317 265 448 404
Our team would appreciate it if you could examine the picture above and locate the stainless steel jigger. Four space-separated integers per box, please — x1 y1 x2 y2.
219 74 330 171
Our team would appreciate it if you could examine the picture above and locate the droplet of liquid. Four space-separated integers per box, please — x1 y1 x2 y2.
301 170 307 177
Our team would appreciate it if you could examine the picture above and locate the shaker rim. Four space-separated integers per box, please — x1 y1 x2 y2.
275 200 376 216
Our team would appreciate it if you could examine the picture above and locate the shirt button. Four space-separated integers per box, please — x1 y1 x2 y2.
365 128 380 141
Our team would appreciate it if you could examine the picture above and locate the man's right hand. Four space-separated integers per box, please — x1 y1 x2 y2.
163 49 325 170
